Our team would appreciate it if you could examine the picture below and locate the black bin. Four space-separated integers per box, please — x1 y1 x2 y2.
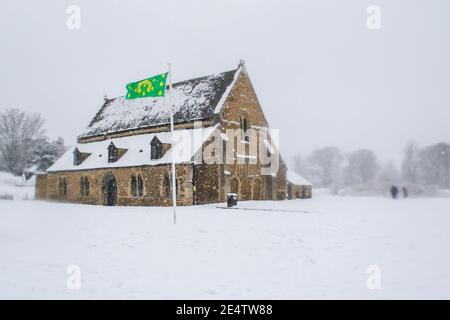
227 193 237 207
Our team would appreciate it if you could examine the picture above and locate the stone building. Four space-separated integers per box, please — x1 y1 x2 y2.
36 63 312 206
287 169 312 199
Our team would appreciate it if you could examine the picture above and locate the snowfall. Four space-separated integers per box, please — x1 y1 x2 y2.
1 174 450 299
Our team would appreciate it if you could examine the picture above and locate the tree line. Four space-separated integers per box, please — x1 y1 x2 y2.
0 109 66 177
294 143 450 196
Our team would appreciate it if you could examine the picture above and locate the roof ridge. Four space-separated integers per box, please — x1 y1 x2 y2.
171 68 238 88
107 68 239 101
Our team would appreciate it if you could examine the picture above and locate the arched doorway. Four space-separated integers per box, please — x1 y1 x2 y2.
102 173 117 206
230 177 239 195
287 184 292 200
253 179 261 200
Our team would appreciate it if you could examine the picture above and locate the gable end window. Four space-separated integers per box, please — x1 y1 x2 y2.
240 116 250 142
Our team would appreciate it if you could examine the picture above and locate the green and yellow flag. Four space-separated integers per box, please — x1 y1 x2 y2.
125 72 168 99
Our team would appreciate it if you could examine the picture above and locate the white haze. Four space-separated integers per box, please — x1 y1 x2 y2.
1 0 449 167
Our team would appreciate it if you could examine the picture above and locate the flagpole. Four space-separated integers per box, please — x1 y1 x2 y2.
168 63 177 225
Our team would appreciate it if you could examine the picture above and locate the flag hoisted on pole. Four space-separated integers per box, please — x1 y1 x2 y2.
124 66 176 224
168 63 177 224
125 73 168 99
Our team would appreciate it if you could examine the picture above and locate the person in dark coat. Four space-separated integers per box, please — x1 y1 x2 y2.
402 186 408 198
390 185 398 199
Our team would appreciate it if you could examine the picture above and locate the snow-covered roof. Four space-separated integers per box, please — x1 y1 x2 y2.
47 126 217 172
287 169 312 186
79 67 242 138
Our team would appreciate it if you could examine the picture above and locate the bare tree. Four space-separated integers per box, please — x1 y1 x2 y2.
417 143 450 189
293 153 307 176
306 147 343 190
0 108 46 175
401 142 419 183
32 136 66 171
343 149 378 186
376 161 400 192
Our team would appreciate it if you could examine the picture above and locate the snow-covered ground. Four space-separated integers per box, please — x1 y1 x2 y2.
0 172 35 201
1 193 449 299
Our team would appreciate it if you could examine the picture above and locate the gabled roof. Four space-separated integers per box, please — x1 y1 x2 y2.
287 169 312 186
47 126 217 172
79 67 242 139
150 136 162 145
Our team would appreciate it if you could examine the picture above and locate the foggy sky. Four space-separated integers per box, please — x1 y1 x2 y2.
1 0 449 167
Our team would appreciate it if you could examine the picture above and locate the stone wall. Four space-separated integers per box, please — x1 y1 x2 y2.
217 71 287 201
40 164 193 206
287 182 312 199
35 174 48 200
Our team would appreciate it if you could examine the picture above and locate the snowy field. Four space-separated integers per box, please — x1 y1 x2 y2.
1 193 450 299
0 172 34 201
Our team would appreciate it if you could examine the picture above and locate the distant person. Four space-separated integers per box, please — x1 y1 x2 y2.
402 187 408 198
390 185 398 199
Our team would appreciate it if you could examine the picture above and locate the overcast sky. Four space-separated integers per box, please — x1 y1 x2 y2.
1 0 449 166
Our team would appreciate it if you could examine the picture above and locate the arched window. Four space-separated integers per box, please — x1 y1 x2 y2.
108 142 118 163
81 177 85 196
131 175 137 197
174 178 180 197
163 174 170 197
240 116 249 142
177 178 184 194
58 178 63 196
63 178 67 196
80 176 89 196
222 139 227 164
131 174 144 197
84 177 89 196
137 174 144 197
80 177 84 196
59 177 67 197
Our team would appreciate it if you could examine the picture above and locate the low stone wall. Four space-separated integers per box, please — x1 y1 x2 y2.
38 164 193 206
